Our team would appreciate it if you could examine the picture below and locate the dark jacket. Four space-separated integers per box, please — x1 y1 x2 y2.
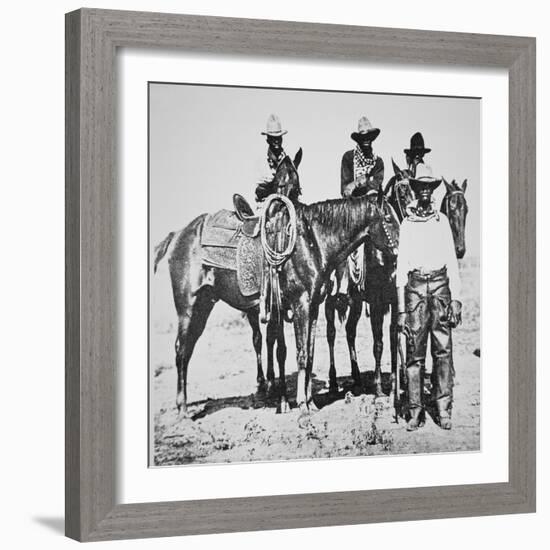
340 149 384 197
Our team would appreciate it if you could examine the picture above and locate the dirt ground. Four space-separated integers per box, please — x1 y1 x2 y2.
151 258 480 466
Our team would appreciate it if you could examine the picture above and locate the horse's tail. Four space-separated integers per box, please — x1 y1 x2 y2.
335 294 349 324
153 232 175 273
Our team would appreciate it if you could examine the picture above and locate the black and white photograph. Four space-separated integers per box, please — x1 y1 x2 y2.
149 82 479 466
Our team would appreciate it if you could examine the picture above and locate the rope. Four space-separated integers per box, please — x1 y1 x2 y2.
260 194 297 267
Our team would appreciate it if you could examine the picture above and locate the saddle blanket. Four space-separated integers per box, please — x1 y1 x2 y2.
201 209 263 296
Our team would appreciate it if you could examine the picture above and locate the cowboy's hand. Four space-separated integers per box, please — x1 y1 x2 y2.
448 300 462 328
343 182 356 198
397 312 407 332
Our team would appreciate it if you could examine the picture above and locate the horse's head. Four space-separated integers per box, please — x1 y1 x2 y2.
368 192 400 258
441 178 468 259
273 148 302 202
387 158 414 222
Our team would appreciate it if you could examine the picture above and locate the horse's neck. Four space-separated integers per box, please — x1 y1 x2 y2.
307 198 377 269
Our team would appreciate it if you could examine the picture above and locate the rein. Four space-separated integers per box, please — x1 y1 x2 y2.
393 180 411 221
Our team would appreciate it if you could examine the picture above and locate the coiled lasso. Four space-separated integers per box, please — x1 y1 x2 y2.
260 194 297 267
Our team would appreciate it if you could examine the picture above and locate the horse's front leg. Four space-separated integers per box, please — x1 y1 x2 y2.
293 298 316 415
266 318 277 395
306 311 319 411
246 309 265 392
370 302 385 397
389 299 399 393
345 295 363 391
325 296 338 394
275 318 290 413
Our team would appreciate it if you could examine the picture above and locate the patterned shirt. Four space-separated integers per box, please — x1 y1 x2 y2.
341 148 384 197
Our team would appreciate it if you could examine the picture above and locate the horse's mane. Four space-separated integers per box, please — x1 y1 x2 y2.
297 196 377 234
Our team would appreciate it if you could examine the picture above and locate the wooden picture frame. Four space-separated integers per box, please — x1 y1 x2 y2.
65 8 536 542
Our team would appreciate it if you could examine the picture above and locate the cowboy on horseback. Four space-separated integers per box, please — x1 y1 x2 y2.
395 164 462 432
337 116 385 298
404 132 431 177
255 114 301 202
341 116 385 198
384 132 431 207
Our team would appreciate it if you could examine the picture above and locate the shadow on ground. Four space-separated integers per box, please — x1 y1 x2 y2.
188 370 395 420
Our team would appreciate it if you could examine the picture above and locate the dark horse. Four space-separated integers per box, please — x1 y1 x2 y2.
324 160 468 401
154 152 302 417
155 189 399 417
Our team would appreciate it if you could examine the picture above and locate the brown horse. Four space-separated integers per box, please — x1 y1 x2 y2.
154 190 399 418
325 161 468 402
153 152 302 417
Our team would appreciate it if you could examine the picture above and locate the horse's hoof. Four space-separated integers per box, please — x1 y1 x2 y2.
328 383 339 395
374 395 388 410
308 400 319 412
278 398 291 414
297 407 312 428
177 408 192 421
266 380 276 396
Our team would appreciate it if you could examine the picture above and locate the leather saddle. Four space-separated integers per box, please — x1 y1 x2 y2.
200 199 263 297
233 193 260 239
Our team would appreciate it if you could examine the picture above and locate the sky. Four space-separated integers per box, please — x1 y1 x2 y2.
149 82 480 257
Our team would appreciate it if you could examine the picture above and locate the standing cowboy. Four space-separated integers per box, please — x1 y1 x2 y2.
404 132 431 177
396 164 462 431
255 114 295 202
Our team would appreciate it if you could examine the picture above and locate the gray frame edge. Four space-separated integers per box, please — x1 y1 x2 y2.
65 8 536 542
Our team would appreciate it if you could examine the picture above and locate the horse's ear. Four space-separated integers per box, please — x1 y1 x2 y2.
391 157 403 177
293 148 303 170
462 179 468 193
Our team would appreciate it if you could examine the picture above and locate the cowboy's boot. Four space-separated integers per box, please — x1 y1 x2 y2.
436 396 453 430
406 364 424 431
407 407 424 432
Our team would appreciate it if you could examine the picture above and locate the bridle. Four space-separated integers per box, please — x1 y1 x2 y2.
379 201 398 252
393 178 414 221
440 186 466 216
275 155 301 198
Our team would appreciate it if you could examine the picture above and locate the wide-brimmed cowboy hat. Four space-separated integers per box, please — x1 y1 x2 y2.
351 116 380 143
261 114 288 137
404 132 431 155
409 164 442 193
